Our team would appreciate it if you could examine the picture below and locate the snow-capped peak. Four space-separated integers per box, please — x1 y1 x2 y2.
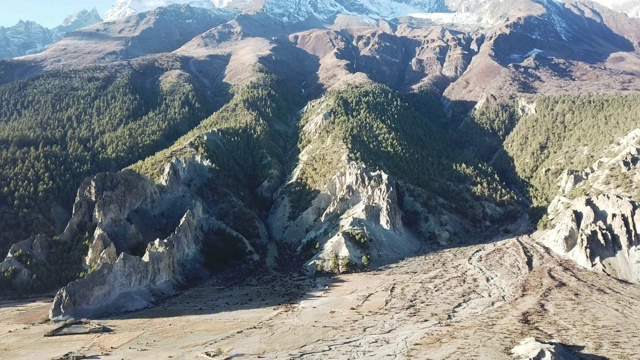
60 8 102 28
102 0 453 23
103 0 218 21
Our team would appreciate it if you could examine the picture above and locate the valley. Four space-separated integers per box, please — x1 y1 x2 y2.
1 1 640 358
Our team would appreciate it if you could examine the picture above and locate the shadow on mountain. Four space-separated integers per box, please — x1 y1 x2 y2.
259 42 322 98
493 1 635 67
0 59 43 86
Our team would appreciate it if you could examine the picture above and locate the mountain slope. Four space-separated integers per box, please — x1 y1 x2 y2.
25 5 234 67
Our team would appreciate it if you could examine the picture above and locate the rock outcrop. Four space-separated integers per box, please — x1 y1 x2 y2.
0 153 257 319
543 194 640 283
269 162 422 272
48 156 224 319
50 204 205 320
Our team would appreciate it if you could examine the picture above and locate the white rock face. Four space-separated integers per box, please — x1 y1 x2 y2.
544 194 640 283
46 155 255 319
269 162 422 271
50 204 205 320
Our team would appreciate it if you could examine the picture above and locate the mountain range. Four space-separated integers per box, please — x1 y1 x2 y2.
0 8 102 59
1 0 640 358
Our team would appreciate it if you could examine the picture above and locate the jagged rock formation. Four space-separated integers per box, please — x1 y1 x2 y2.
269 162 422 272
0 154 257 319
543 194 640 283
1 0 640 322
50 204 205 320
0 235 51 289
47 155 259 319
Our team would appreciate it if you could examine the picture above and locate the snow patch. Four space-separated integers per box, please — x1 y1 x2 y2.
407 12 486 25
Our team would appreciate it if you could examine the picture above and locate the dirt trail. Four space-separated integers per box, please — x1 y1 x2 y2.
2 235 640 359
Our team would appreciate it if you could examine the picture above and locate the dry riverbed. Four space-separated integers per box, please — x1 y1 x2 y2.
2 235 640 359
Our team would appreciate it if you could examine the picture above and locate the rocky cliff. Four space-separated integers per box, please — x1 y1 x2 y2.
48 155 258 319
0 154 258 319
543 194 640 283
270 162 423 272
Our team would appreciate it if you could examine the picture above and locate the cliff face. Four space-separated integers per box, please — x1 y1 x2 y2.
543 194 640 283
0 154 257 319
269 162 423 272
50 204 205 319
48 158 212 319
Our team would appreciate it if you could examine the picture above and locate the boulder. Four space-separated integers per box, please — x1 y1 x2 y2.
511 337 605 360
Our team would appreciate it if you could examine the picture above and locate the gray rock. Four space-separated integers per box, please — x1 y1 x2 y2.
269 162 422 271
512 337 605 360
0 9 102 59
50 204 205 320
544 194 640 283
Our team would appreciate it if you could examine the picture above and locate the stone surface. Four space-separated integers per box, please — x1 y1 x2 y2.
48 156 222 319
1 235 637 359
544 193 640 283
269 162 423 271
50 204 205 320
511 337 604 360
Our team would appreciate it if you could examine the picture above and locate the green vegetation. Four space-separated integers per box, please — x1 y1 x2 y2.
131 73 297 246
455 100 519 162
328 252 340 273
201 227 250 271
361 255 370 267
0 64 213 256
4 222 94 293
289 84 517 221
501 94 640 207
345 229 368 249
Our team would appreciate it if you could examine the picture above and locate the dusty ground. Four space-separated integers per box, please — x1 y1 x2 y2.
2 234 640 359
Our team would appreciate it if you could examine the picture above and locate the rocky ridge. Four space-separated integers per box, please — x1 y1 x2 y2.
269 162 423 272
1 153 260 319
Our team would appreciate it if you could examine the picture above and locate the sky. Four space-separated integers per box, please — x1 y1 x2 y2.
0 0 115 28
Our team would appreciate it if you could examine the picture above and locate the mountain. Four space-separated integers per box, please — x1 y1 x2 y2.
0 2 640 355
102 0 451 22
0 20 54 59
104 0 220 21
0 9 102 60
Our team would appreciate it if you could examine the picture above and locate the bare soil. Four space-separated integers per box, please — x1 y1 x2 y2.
2 234 640 359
